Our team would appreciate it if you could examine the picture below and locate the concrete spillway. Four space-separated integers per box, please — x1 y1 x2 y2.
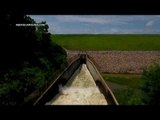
34 53 118 105
47 64 107 105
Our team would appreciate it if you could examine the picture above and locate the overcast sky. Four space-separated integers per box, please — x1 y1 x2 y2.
29 15 160 34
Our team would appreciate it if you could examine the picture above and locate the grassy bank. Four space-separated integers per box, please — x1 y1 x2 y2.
102 74 145 105
52 34 160 50
102 74 144 88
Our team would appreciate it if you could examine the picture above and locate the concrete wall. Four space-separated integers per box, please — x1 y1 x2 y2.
34 55 83 105
86 57 119 105
34 54 118 105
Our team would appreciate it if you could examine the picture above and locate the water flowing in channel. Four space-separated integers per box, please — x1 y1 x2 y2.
46 64 108 105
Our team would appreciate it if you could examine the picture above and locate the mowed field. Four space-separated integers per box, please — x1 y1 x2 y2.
51 34 160 50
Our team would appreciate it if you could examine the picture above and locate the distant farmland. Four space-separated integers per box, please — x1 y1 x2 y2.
51 34 160 50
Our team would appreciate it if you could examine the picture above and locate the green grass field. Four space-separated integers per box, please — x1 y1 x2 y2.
102 74 145 105
102 74 144 88
51 34 160 50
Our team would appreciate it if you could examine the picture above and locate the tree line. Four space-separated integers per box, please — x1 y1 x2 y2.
0 14 68 105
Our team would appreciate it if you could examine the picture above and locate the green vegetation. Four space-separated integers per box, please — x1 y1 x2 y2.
102 74 144 88
103 65 160 105
0 15 67 105
52 34 160 50
102 74 145 105
113 88 145 105
142 64 160 105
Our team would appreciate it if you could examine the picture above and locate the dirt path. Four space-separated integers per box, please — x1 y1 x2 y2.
105 81 128 90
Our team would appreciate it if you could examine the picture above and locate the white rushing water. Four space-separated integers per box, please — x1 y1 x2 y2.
47 64 108 105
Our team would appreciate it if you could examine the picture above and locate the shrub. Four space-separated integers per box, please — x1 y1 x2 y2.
114 88 145 105
142 64 160 105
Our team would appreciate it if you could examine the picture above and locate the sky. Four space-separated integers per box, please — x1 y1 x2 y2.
29 15 160 34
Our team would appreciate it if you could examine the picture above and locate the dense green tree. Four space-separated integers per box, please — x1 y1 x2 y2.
0 14 67 105
142 64 160 105
0 14 37 69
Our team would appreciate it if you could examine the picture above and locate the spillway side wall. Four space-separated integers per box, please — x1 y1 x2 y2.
86 57 119 105
34 56 83 105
